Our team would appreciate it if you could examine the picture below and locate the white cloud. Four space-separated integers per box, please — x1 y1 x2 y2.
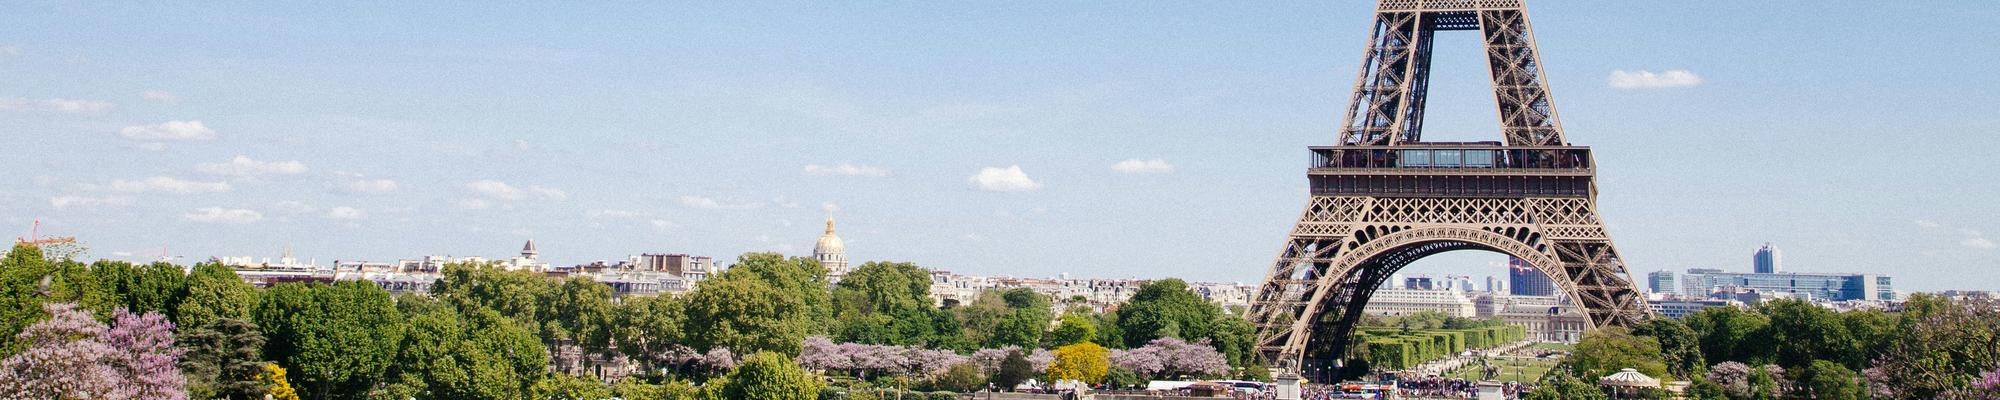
46 99 114 113
1609 70 1703 89
1111 159 1175 174
453 198 492 210
49 195 134 210
31 176 58 187
465 179 563 200
587 209 646 219
138 143 168 152
0 98 115 114
120 120 217 141
101 176 232 193
970 165 1042 192
1916 220 1943 229
343 179 399 194
142 90 179 104
822 202 840 212
326 206 366 220
680 195 760 210
803 163 890 177
651 219 676 230
0 46 18 59
269 201 316 214
197 155 308 179
181 207 263 224
1966 237 1997 250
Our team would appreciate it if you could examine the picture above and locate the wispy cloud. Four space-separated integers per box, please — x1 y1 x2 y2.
182 207 263 224
1965 237 1997 250
197 155 308 179
342 179 399 194
0 98 115 114
49 195 134 210
94 176 232 194
326 206 366 220
680 195 761 210
453 198 492 210
1609 70 1703 89
120 120 216 141
803 163 890 177
465 179 565 200
971 165 1042 192
1111 159 1175 174
1916 220 1943 229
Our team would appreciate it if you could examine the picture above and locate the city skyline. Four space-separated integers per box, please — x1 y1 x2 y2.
5 2 1997 291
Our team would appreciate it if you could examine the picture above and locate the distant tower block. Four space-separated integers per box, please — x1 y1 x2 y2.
1243 0 1650 380
1754 243 1781 274
814 217 849 278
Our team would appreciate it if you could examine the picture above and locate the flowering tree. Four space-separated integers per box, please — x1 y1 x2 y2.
1111 337 1230 379
1047 343 1111 384
102 308 187 400
796 336 967 378
0 303 186 400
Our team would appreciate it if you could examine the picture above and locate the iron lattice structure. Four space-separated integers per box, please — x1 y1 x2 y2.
1246 0 1649 379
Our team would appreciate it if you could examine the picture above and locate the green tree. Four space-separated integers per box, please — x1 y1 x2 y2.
1117 279 1222 348
432 262 557 329
1525 368 1609 400
1046 313 1098 347
717 253 831 330
255 280 405 398
174 261 258 333
387 304 546 399
611 377 665 400
957 288 1052 349
1759 299 1855 370
544 276 616 354
1560 327 1669 379
991 350 1034 391
178 317 269 400
930 362 986 393
532 372 612 400
1633 317 1706 379
831 261 956 348
1684 306 1772 365
1796 360 1863 400
719 352 824 400
612 294 686 368
683 277 811 355
1047 342 1111 384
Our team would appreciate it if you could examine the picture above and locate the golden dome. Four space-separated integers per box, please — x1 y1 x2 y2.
814 217 844 254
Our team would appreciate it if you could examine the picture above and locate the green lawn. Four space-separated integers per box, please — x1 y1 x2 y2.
1529 342 1574 351
1445 357 1559 383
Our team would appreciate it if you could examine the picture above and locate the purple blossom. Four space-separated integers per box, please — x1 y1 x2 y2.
701 347 738 371
0 303 185 400
102 309 187 400
1111 337 1228 378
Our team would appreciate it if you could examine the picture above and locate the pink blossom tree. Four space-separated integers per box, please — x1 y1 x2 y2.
1111 337 1227 379
0 303 186 400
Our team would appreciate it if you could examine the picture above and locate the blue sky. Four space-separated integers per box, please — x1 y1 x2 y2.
3 2 1996 291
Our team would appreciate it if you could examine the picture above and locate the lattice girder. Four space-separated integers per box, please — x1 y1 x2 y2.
1245 195 1650 370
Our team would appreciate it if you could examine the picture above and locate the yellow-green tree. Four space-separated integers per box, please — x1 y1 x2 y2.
1047 343 1111 384
259 363 301 400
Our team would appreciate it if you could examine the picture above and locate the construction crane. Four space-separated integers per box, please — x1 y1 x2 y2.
15 219 77 248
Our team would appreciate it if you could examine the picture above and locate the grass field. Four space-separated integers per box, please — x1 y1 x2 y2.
1529 342 1574 351
1444 357 1560 382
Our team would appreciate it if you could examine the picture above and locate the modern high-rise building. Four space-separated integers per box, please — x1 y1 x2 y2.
813 216 849 279
1508 257 1556 296
1682 268 1893 301
1485 276 1503 293
1648 270 1678 296
1754 243 1782 274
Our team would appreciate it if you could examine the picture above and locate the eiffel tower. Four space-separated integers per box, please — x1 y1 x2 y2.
1245 0 1650 379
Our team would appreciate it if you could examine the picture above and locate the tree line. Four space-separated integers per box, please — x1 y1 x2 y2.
0 244 1266 399
1530 295 2000 400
